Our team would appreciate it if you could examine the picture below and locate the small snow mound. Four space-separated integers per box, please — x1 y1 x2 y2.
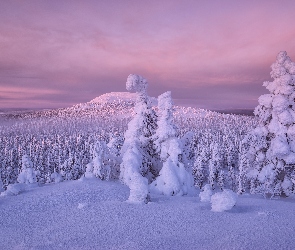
258 211 274 216
211 189 238 212
77 203 88 209
199 184 213 202
51 171 63 183
1 183 26 196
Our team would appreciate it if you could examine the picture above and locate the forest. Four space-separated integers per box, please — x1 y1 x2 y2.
1 51 295 202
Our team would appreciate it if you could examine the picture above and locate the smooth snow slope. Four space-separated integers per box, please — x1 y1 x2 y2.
89 92 138 104
1 179 295 250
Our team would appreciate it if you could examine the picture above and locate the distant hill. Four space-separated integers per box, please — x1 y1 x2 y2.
0 92 254 120
213 109 254 116
89 92 138 104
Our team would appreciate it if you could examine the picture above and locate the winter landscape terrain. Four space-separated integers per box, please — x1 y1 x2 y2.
1 51 295 249
1 178 295 250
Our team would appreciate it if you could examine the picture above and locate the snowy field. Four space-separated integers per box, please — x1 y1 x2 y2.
1 178 295 250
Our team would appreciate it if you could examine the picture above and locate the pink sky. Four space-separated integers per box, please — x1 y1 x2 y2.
0 0 295 109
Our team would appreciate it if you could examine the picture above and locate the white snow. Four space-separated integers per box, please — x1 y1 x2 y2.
1 183 26 196
257 164 275 183
89 92 138 104
258 94 273 108
51 171 63 183
210 189 238 212
199 184 213 202
1 179 295 249
249 51 295 196
150 91 194 196
126 74 148 94
17 155 37 184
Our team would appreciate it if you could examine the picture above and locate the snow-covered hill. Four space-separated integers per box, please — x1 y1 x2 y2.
0 179 294 249
0 91 258 194
89 92 138 104
0 92 243 121
0 92 139 120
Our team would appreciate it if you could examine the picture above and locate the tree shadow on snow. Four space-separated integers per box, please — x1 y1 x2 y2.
227 204 259 214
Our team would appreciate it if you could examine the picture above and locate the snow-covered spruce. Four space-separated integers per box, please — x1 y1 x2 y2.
51 170 63 183
0 177 4 193
199 184 213 202
120 74 158 203
90 141 111 180
60 152 79 181
211 189 237 212
208 143 223 190
248 51 295 197
107 133 124 179
150 91 194 196
1 155 36 196
17 154 37 184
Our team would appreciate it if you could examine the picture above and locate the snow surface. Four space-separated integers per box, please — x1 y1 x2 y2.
87 92 158 109
1 179 295 249
210 189 238 212
89 92 138 104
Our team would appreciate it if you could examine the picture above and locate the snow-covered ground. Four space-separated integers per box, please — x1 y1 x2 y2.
89 92 138 104
1 179 294 250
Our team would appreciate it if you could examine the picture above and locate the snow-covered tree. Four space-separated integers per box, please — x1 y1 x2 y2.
17 154 37 184
150 91 194 196
120 74 157 203
235 133 254 195
249 51 295 196
199 184 213 202
223 134 238 190
51 169 63 183
60 152 75 181
208 143 223 190
84 163 95 179
193 145 207 188
107 133 124 179
87 141 111 180
122 141 149 203
129 75 158 180
0 177 4 192
181 131 195 172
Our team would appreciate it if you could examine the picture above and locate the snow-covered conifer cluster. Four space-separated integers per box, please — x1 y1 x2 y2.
120 75 197 202
150 91 193 196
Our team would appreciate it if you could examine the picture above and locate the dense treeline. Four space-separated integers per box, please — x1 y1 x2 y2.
0 98 257 192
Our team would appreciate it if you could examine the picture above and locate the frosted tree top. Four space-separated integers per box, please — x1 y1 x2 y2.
158 91 173 110
126 74 148 94
270 51 295 79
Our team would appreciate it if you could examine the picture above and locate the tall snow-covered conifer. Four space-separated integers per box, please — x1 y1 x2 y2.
120 74 157 203
150 91 193 196
86 141 111 180
249 51 295 196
